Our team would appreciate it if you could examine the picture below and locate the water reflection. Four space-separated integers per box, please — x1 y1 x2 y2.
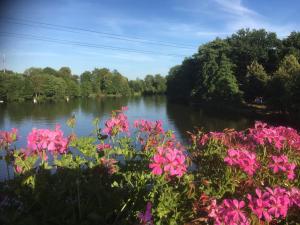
1 96 298 147
165 101 252 141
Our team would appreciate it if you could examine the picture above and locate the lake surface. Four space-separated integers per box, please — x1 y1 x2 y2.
1 96 299 180
1 96 299 146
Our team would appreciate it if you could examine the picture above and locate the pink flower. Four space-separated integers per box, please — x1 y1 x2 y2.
138 202 153 225
247 189 272 222
27 125 69 159
0 128 18 147
134 119 164 134
97 143 112 151
248 187 291 222
208 199 250 225
289 187 300 207
100 157 118 174
103 107 129 136
224 149 259 176
269 155 296 180
149 146 187 178
248 121 300 151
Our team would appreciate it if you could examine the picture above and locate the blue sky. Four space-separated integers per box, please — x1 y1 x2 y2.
0 0 299 79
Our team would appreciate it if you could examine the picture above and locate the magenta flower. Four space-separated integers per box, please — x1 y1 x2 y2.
138 202 153 225
97 143 112 151
0 128 18 147
27 125 69 159
134 119 164 134
208 199 250 225
248 187 292 222
103 107 129 136
269 155 296 180
247 189 272 222
224 149 259 176
149 146 187 178
289 187 300 207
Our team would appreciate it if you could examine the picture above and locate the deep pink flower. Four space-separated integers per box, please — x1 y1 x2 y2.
248 187 291 222
97 143 112 151
269 155 296 180
103 107 129 136
134 119 164 134
224 149 259 176
208 199 250 225
0 128 18 147
149 146 187 178
27 125 69 158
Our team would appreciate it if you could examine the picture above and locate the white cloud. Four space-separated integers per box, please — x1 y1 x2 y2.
212 0 257 16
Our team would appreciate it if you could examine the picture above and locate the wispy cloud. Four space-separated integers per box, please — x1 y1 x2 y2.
212 0 257 16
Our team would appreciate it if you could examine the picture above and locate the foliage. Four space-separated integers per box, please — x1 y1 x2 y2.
166 29 300 112
245 61 270 101
1 107 300 225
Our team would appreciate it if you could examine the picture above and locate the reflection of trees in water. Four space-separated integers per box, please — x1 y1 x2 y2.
2 100 80 125
142 95 166 108
0 104 6 127
166 101 252 140
80 97 130 118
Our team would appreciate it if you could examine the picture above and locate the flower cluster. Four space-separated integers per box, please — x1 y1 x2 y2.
97 143 112 151
198 121 300 152
248 187 291 221
269 155 296 180
224 149 259 176
134 120 164 134
27 125 69 159
100 157 118 175
208 199 250 225
208 187 300 224
103 107 129 136
248 122 300 151
149 146 187 177
0 128 18 147
198 130 248 149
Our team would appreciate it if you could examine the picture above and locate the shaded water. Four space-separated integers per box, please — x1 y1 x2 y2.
0 96 297 180
0 96 254 145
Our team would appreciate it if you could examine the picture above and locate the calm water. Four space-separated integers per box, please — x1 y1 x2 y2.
0 96 254 145
0 96 298 180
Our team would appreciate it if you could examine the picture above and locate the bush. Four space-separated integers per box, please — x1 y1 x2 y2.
1 108 300 225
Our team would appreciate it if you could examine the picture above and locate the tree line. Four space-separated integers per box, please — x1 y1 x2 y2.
166 29 300 112
0 67 166 102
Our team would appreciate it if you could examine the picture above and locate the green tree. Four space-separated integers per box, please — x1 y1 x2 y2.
245 61 270 101
80 71 93 97
268 55 300 110
282 32 300 60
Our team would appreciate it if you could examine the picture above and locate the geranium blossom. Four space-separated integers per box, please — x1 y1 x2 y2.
269 155 296 180
248 122 300 151
198 121 300 152
100 157 118 174
224 149 259 176
27 125 69 159
0 128 18 147
103 107 129 136
149 146 187 177
97 143 112 151
134 119 164 134
247 187 291 222
208 199 250 225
